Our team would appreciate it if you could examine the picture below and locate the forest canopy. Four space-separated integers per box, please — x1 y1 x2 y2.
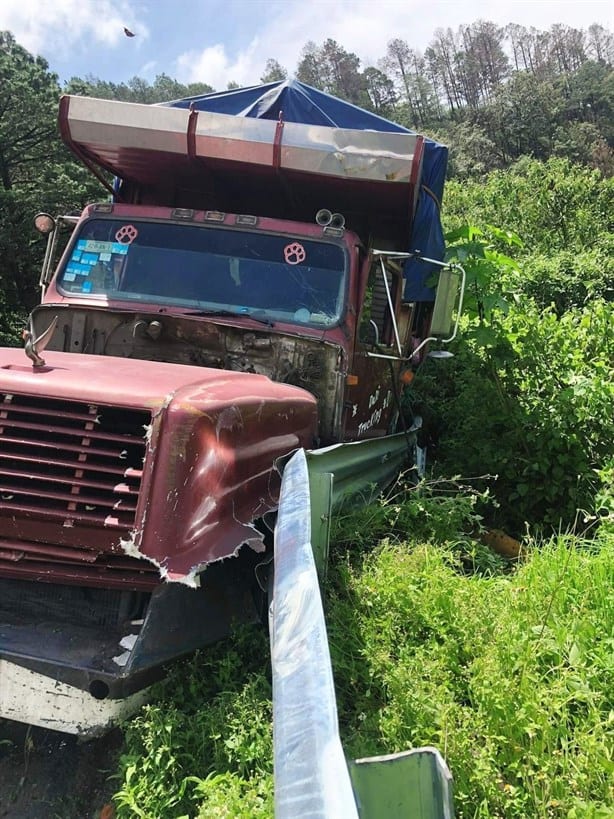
0 19 612 316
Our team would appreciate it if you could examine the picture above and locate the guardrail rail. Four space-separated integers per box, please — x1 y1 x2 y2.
270 442 455 818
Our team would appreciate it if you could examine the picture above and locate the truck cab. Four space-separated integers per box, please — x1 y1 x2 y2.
35 200 421 445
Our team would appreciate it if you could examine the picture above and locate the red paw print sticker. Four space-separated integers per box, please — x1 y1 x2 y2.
284 242 306 265
115 224 138 244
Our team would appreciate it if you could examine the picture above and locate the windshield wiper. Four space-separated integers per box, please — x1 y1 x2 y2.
185 309 274 327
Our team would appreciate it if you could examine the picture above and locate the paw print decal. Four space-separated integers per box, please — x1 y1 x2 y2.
115 224 138 244
284 242 306 265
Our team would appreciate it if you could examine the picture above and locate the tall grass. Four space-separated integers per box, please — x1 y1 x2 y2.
327 532 614 818
113 627 273 818
112 516 613 818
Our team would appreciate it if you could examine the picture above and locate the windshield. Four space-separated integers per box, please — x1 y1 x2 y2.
57 218 347 327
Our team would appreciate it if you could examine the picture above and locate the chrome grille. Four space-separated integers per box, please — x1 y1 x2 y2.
0 393 150 533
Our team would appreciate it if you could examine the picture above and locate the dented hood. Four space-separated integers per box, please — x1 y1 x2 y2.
0 348 318 586
0 348 280 409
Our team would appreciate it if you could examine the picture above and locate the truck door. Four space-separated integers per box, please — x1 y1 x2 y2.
342 258 407 441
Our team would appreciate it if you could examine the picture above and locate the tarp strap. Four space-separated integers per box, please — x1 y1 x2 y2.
187 105 198 160
421 185 442 212
273 112 285 170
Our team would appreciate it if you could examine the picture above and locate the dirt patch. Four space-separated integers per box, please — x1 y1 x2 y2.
0 720 122 818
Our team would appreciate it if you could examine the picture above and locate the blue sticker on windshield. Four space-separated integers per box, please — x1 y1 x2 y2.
68 262 90 274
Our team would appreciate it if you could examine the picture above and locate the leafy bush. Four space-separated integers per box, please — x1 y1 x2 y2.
327 534 614 818
593 459 614 536
409 179 614 535
444 158 613 260
332 475 489 550
519 248 614 313
113 626 273 818
412 300 614 534
0 303 25 346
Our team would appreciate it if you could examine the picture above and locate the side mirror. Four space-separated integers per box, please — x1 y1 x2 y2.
430 268 461 337
407 263 466 362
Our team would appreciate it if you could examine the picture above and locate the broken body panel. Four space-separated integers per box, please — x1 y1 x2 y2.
0 349 317 581
0 90 447 733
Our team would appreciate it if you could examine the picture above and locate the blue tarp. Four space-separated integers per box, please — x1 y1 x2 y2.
166 79 447 301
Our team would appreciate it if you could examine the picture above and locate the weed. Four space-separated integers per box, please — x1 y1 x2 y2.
331 473 492 553
410 300 614 535
327 532 614 818
113 626 273 818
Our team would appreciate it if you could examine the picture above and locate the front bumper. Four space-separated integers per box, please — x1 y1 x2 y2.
0 554 261 733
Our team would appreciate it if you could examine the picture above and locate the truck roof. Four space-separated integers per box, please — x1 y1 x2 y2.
58 83 439 251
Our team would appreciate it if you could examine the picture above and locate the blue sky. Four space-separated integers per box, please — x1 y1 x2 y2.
1 0 612 89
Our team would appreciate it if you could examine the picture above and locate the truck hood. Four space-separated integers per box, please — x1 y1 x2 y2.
0 348 318 585
0 348 278 409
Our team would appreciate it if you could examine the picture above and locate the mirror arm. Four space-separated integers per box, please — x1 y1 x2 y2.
39 215 80 296
379 257 403 357
364 258 466 362
39 231 56 296
368 319 380 347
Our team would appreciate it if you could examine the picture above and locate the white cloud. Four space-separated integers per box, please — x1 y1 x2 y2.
174 1 418 87
0 0 149 60
175 38 261 90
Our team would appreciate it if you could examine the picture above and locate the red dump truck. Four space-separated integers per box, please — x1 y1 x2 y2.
0 81 457 734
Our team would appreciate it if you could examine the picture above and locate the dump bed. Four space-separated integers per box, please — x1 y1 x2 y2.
59 94 425 247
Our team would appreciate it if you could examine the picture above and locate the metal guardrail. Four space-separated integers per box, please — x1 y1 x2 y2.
270 442 455 818
270 448 358 818
303 427 421 577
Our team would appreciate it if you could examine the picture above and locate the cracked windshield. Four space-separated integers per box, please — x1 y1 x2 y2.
58 218 347 327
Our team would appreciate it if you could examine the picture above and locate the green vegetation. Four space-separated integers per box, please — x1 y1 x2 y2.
113 628 274 818
417 157 614 535
0 21 611 819
110 512 614 818
329 533 614 818
414 300 614 533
